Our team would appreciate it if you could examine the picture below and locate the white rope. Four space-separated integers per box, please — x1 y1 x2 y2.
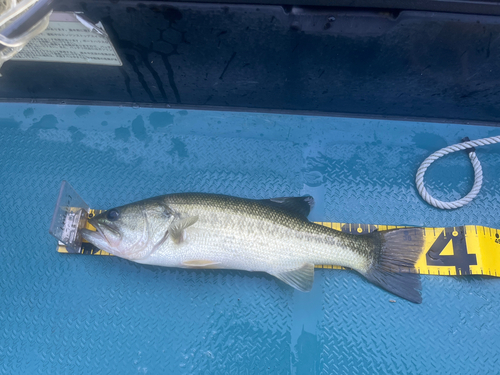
416 135 500 209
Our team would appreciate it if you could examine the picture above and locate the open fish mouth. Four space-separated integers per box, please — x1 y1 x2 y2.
92 222 109 245
84 218 120 247
81 227 105 246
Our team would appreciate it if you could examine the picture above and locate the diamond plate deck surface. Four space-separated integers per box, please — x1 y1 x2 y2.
0 104 499 374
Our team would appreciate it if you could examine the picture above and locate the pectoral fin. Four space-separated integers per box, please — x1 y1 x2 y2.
271 263 315 292
169 215 199 244
182 260 221 268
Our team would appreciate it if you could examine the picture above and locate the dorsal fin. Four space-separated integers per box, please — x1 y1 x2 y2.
257 196 314 219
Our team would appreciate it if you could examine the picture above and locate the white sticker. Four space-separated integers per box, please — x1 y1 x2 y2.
11 12 122 66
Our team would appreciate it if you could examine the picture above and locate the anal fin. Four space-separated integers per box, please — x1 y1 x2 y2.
271 263 315 292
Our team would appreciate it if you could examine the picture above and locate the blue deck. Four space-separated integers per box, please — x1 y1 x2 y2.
1 103 499 374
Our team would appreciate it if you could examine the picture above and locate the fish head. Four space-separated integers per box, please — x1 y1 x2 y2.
81 198 172 260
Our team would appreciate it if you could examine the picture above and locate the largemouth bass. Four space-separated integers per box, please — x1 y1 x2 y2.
82 193 424 303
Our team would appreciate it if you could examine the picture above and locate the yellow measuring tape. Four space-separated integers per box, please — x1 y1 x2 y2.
314 222 500 277
57 210 500 277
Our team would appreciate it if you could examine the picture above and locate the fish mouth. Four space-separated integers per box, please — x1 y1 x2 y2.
86 217 119 247
93 222 110 245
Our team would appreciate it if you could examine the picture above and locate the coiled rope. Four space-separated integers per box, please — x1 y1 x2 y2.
416 136 500 209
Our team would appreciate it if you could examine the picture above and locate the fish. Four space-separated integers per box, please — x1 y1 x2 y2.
81 193 424 303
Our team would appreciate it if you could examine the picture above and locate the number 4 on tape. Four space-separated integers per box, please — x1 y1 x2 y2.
426 227 477 275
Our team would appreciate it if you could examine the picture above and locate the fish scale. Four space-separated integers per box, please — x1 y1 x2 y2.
150 207 364 273
142 193 371 271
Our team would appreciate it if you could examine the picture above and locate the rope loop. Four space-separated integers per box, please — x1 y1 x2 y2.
416 136 500 209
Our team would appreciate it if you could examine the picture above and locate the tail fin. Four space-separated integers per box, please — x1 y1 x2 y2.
363 228 424 303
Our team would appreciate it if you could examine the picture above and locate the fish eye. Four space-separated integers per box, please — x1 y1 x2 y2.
106 209 120 221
